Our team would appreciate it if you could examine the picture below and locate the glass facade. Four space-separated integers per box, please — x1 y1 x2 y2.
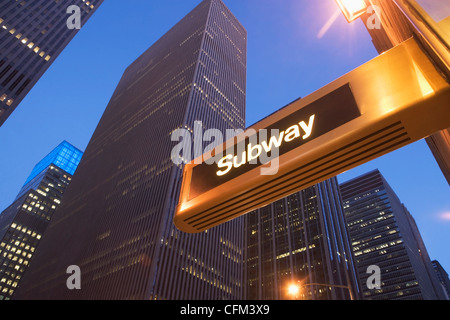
23 141 83 185
0 141 82 300
0 0 103 126
245 177 359 300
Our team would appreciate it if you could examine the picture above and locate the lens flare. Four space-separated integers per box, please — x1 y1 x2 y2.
438 212 450 221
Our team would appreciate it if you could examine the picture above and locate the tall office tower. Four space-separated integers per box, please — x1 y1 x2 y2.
402 204 447 300
0 141 82 300
340 169 446 300
244 177 360 300
431 260 450 299
0 0 103 126
359 0 450 186
15 0 246 300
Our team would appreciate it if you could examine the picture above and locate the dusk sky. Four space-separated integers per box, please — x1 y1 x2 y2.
0 0 448 272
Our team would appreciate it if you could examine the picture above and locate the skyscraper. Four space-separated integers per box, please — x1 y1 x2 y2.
16 141 83 200
15 0 246 300
340 169 446 300
0 141 82 300
431 260 450 300
245 177 359 300
0 0 103 126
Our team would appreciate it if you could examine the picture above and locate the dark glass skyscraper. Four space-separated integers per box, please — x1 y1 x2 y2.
245 177 359 300
431 260 450 299
0 141 82 300
15 0 246 300
340 169 446 300
0 0 103 126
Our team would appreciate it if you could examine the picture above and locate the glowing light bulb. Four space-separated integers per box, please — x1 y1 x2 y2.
335 0 368 22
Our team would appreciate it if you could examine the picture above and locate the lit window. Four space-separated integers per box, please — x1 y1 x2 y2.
44 55 51 61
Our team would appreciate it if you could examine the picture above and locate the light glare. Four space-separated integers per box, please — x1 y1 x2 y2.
439 212 450 221
288 284 299 296
335 0 368 22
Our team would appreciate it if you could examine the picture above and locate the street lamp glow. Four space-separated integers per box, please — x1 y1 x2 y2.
335 0 368 22
288 283 300 296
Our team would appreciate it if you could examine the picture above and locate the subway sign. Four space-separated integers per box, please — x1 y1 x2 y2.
174 38 450 233
188 84 360 200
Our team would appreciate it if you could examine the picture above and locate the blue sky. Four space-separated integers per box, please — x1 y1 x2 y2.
0 0 448 273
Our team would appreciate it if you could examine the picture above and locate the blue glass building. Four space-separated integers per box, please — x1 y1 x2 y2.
0 141 82 299
23 141 83 185
16 141 82 201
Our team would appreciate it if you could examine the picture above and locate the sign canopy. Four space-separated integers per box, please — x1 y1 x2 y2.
174 38 450 233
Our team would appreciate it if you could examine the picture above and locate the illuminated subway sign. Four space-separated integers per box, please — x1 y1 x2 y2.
216 114 316 176
175 38 450 233
188 84 361 200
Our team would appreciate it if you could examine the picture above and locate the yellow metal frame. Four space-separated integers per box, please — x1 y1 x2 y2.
174 37 450 233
